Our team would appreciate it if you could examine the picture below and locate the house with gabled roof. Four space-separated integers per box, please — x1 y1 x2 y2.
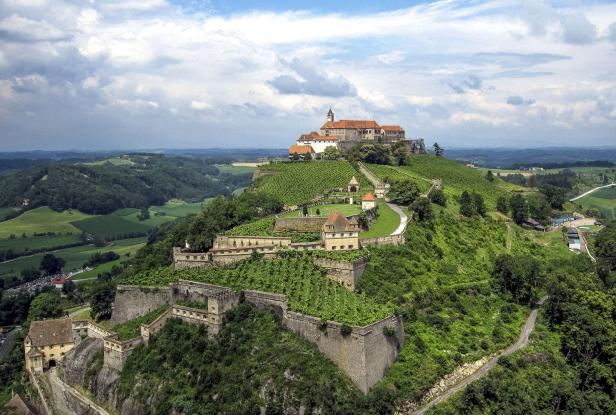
24 319 75 373
321 212 361 251
361 192 377 210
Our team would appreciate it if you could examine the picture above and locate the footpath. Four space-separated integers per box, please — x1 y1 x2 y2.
407 297 548 415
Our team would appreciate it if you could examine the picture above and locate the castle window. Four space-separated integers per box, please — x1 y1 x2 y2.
348 245 353 249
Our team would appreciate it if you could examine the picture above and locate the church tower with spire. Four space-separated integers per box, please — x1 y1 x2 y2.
327 107 334 123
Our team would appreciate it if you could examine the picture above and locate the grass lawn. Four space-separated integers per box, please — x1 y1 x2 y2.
215 164 255 175
0 234 83 256
0 237 146 279
71 215 152 240
281 203 361 218
360 200 400 239
0 207 92 239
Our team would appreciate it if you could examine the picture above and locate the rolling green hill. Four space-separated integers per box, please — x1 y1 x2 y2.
0 154 250 215
253 161 372 205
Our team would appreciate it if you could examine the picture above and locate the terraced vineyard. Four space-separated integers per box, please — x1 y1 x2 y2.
365 164 432 193
121 253 392 326
254 161 372 205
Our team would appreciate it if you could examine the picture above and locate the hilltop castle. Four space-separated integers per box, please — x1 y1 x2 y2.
290 109 426 158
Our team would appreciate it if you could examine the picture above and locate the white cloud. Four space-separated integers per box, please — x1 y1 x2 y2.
0 0 615 149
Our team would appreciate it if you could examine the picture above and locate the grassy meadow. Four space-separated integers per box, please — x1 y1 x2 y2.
359 200 400 239
0 207 91 239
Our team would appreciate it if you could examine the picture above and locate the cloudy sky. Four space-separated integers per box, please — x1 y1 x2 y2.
1 0 615 150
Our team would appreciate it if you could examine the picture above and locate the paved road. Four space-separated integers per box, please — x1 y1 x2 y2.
570 183 616 201
387 203 408 236
0 327 21 359
411 297 548 415
48 367 110 415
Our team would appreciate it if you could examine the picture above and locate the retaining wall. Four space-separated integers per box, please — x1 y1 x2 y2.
103 337 143 371
274 217 327 232
111 285 173 324
360 233 405 247
314 257 370 290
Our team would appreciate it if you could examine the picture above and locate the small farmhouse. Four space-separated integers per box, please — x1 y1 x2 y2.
362 192 377 210
24 319 74 373
288 144 315 160
321 212 360 251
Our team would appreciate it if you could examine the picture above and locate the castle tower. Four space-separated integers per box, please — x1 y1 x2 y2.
327 107 334 122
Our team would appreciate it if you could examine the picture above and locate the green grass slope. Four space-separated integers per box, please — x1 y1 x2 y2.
254 161 372 205
368 156 525 210
0 207 92 239
575 185 616 219
358 211 572 403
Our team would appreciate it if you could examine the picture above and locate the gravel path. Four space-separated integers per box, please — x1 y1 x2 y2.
411 297 548 415
48 367 110 415
570 183 616 201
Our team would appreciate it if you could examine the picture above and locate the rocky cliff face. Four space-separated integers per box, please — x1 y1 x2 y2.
62 337 102 386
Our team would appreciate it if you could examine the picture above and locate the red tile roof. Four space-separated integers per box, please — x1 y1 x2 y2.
320 120 380 130
362 192 376 201
297 132 338 142
52 276 66 285
322 212 361 233
288 144 314 155
381 125 404 132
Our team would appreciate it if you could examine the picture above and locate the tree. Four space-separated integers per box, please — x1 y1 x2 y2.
28 291 63 321
90 281 116 321
321 146 340 161
493 254 542 305
429 189 447 207
486 170 495 182
540 184 566 210
302 205 309 216
40 253 65 275
138 207 151 221
472 193 486 216
388 180 420 205
411 197 434 222
496 195 509 214
594 223 616 287
526 193 552 226
460 191 475 217
433 142 444 156
390 142 409 166
510 194 528 225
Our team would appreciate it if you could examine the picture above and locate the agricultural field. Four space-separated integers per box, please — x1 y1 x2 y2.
150 199 211 217
71 215 152 240
281 203 361 218
0 233 83 257
0 237 146 280
0 207 92 239
574 185 616 220
215 164 256 175
121 253 393 326
254 161 372 205
359 201 400 239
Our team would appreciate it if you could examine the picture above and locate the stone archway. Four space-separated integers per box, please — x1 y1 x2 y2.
48 359 57 368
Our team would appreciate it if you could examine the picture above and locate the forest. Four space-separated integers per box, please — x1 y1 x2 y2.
0 154 251 215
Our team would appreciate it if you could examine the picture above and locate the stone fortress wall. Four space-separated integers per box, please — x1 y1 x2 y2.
110 281 404 394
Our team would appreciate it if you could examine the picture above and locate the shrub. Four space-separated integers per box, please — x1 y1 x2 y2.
340 324 352 336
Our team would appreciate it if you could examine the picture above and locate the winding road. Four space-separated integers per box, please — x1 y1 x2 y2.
570 183 616 201
48 367 110 415
388 203 408 236
411 296 548 415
